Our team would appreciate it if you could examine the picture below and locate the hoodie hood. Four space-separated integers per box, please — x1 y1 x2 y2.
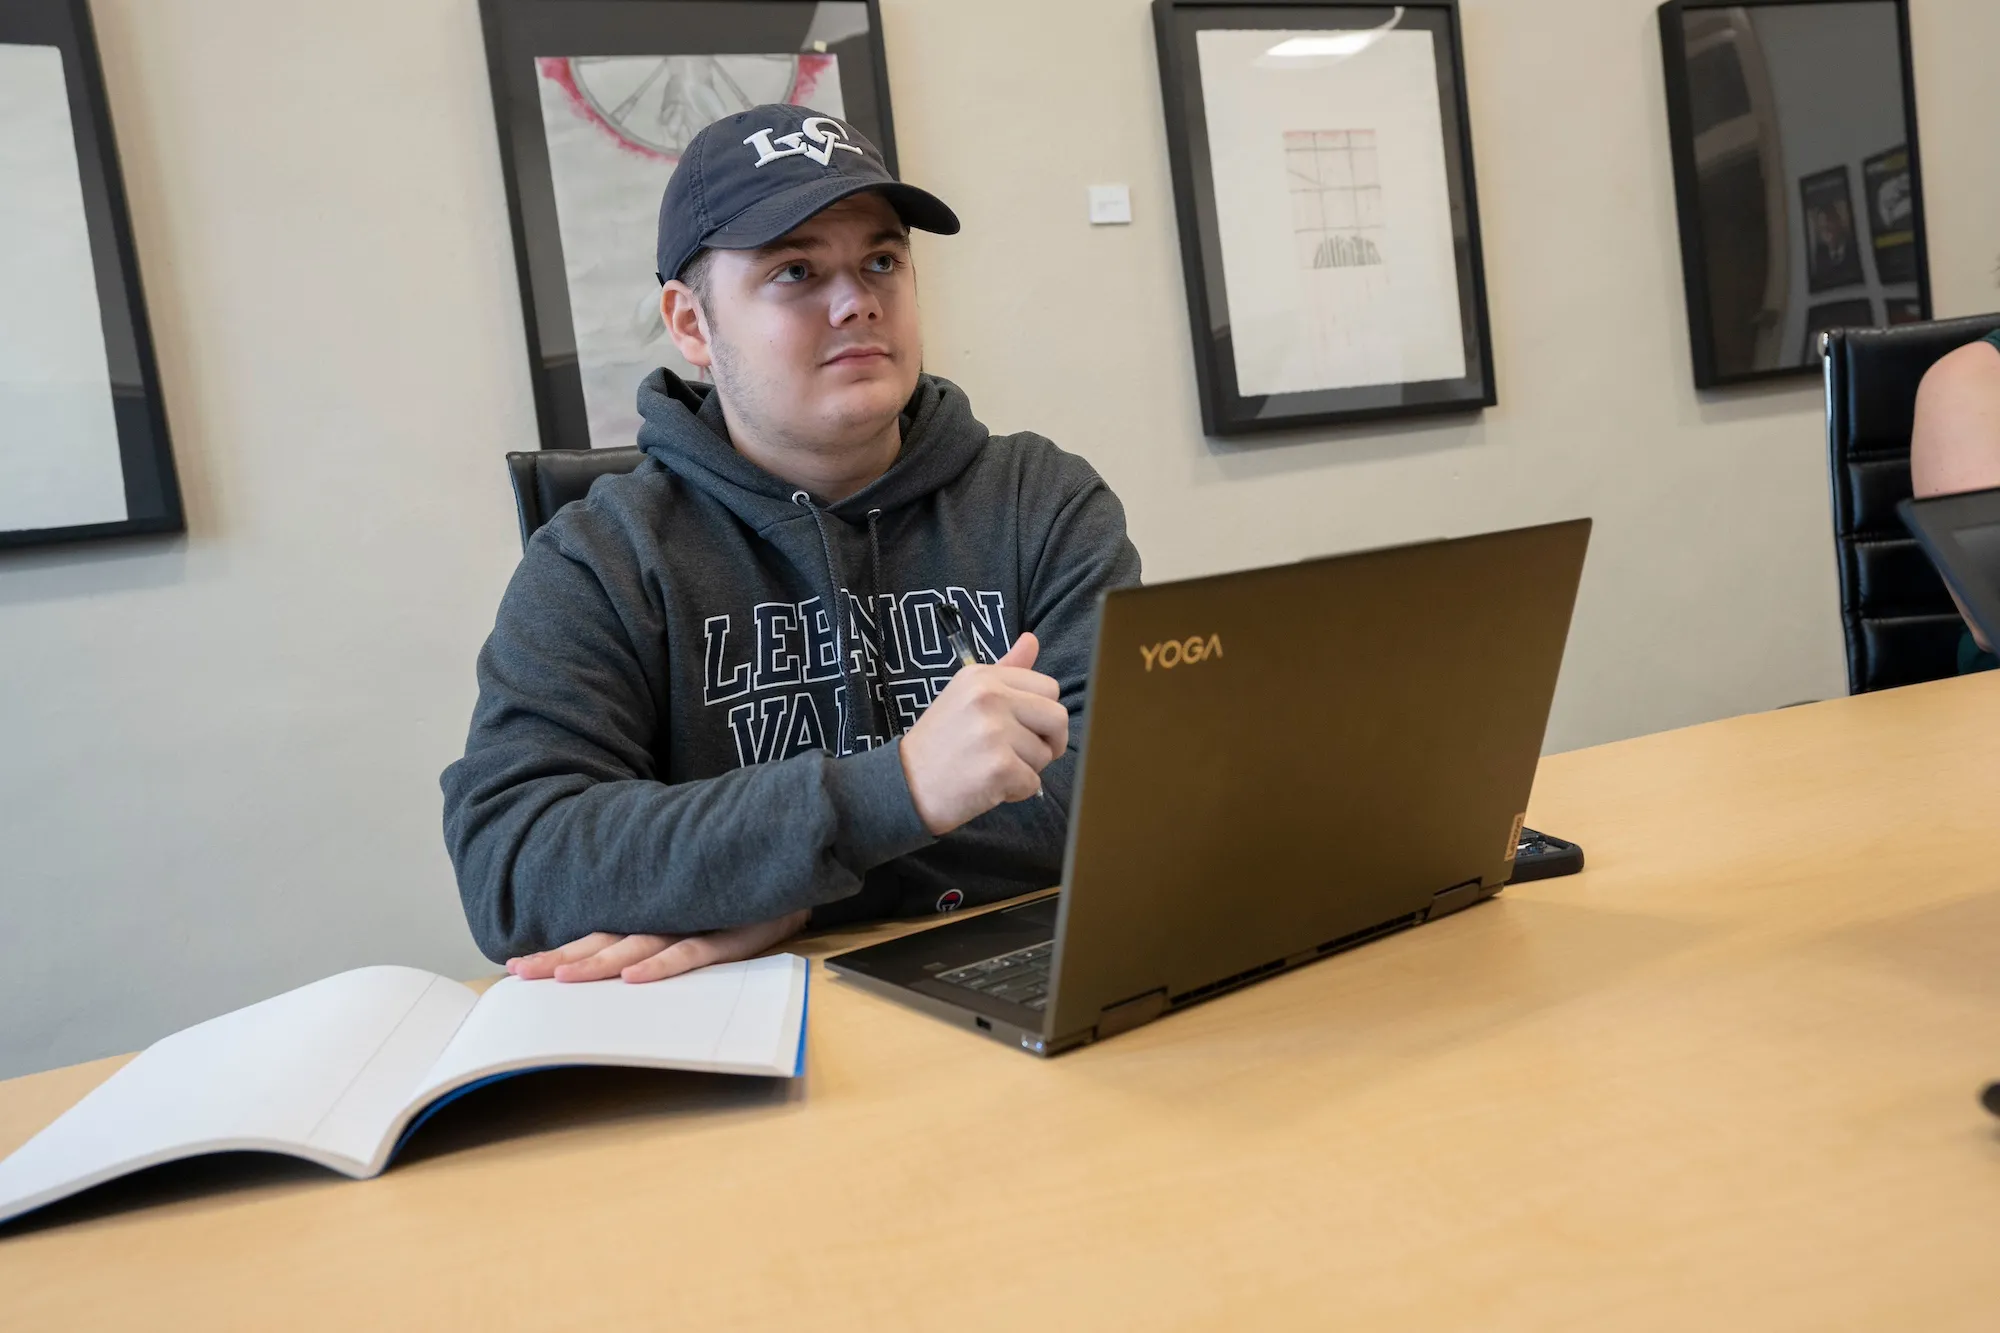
633 366 1001 756
634 367 990 529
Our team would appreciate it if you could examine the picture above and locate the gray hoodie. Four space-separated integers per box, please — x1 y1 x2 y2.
441 369 1142 962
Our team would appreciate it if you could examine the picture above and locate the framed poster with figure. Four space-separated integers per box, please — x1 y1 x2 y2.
0 0 181 551
1800 166 1864 293
1152 0 1495 437
480 0 898 451
1860 144 1916 285
1658 0 1930 388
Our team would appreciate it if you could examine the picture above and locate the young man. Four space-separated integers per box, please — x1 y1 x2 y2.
441 105 1141 983
1911 327 2000 671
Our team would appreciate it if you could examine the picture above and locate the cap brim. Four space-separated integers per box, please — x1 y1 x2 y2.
702 176 961 253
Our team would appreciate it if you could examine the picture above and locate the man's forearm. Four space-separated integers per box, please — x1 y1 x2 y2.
443 741 932 961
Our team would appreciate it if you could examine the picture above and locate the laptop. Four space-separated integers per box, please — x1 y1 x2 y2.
1899 487 2000 1117
825 518 1592 1056
1900 485 2000 649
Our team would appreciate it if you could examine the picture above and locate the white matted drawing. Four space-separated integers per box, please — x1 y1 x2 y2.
1197 27 1464 399
1288 129 1383 269
0 42 127 533
534 54 843 450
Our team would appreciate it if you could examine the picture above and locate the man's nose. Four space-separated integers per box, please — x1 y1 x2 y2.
828 272 882 325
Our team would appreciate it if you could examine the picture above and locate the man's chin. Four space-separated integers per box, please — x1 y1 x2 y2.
816 371 915 428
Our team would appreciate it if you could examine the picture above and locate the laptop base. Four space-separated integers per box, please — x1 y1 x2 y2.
829 966 1078 1057
826 894 1071 1056
826 885 1476 1056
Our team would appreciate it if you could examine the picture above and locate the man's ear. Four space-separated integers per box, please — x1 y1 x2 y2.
660 281 713 372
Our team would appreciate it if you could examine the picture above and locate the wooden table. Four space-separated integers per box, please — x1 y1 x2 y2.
5 674 1999 1330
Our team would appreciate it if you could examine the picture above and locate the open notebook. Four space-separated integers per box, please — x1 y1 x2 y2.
0 954 808 1226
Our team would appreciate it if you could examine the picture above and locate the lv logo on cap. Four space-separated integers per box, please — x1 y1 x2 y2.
742 117 864 169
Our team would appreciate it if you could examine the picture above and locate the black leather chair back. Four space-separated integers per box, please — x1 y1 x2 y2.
1823 313 2000 693
504 447 646 551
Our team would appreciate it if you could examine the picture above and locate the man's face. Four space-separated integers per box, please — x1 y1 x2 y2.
663 192 921 452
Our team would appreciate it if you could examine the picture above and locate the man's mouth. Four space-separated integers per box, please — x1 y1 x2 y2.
823 345 893 367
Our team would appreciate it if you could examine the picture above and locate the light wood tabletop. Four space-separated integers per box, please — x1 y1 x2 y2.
4 673 1999 1330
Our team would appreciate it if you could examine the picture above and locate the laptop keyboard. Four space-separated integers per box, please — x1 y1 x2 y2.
934 939 1055 1011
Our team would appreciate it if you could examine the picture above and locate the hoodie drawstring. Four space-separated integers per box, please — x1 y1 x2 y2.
794 491 894 754
863 508 903 738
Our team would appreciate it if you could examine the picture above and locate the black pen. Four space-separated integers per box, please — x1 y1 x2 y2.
939 603 1047 801
937 601 982 671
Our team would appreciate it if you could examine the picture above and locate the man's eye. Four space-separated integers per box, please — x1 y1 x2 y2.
774 262 810 283
866 253 900 274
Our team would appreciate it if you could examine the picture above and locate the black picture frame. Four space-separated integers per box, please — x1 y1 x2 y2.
479 0 898 452
1151 0 1496 438
1658 0 1932 389
0 0 181 552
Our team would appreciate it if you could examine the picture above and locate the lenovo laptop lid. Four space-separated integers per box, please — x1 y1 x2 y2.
827 519 1592 1055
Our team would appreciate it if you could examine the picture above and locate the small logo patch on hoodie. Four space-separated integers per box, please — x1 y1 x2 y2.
935 889 965 913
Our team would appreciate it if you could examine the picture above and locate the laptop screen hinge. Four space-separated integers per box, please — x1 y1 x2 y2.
1095 987 1168 1040
1427 877 1487 921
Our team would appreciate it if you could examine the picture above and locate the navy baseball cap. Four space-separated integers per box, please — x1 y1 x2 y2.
656 103 960 284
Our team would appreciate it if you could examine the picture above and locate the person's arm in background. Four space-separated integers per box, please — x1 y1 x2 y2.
441 520 1066 975
1911 338 2000 648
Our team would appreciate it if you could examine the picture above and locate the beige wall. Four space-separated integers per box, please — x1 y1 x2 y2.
1 0 1995 1077
890 0 2000 747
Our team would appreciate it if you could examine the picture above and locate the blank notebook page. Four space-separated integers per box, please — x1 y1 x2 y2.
414 953 804 1101
0 966 468 1210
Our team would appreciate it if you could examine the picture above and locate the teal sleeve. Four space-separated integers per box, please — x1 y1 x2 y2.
1956 629 1998 676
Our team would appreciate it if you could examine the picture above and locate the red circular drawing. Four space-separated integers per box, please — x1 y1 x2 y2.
539 54 837 165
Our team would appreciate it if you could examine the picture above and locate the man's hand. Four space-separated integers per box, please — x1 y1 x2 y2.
899 631 1067 837
506 908 810 983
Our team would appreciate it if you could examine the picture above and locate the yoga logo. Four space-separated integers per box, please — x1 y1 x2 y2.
1139 634 1224 672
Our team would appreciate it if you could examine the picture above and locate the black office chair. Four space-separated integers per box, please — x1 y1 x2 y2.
504 447 646 551
1822 313 2000 693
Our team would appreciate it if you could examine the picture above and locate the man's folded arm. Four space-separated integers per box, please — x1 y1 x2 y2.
857 465 1142 912
954 471 1142 861
441 532 932 962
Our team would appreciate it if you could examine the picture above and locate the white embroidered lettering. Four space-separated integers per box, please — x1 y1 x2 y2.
742 117 864 168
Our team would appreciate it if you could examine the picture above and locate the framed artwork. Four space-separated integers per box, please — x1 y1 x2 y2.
1658 0 1930 388
1152 0 1495 437
480 0 897 452
1800 167 1863 293
0 0 180 551
1860 144 1916 284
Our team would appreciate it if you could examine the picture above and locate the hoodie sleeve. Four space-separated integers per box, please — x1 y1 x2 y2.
813 462 1143 924
440 527 934 962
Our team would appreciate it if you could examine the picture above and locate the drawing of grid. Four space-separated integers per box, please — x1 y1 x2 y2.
1286 130 1383 270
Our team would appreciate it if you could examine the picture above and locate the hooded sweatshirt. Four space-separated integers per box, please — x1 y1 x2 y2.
441 369 1142 962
